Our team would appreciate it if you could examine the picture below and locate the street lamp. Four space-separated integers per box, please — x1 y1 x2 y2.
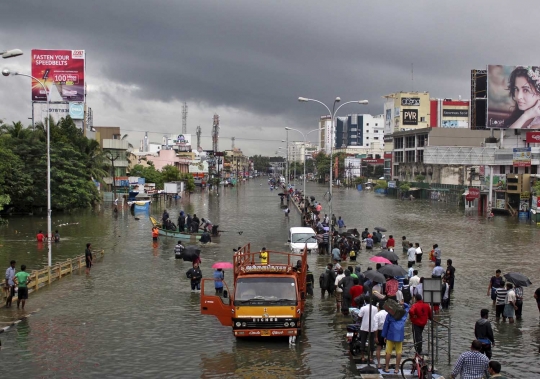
3 68 52 267
298 97 368 253
1 49 23 59
285 127 323 210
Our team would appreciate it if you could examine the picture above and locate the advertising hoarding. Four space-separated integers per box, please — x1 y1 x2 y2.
488 65 540 129
401 97 420 106
468 187 480 199
402 109 418 125
526 131 540 143
513 147 531 167
31 49 85 102
443 109 469 117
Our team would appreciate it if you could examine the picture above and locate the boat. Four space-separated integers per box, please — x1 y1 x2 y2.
150 216 204 241
128 192 152 211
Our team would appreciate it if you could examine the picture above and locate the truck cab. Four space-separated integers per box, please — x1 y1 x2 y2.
289 227 318 254
200 244 307 338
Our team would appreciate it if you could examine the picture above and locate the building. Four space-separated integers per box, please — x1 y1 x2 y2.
430 99 470 128
223 148 250 179
94 126 130 178
383 92 430 135
319 116 332 154
335 113 385 149
288 141 317 163
390 127 491 183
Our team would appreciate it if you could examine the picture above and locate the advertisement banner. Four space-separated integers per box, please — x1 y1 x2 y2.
401 97 420 106
468 187 480 199
512 147 532 167
526 131 540 143
488 65 540 129
403 109 418 125
443 109 469 117
31 49 85 102
69 102 84 119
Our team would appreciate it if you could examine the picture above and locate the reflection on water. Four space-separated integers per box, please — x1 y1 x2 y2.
0 180 539 378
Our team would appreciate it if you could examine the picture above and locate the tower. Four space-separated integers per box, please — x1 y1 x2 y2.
182 102 188 134
231 137 235 149
212 114 220 153
196 126 201 149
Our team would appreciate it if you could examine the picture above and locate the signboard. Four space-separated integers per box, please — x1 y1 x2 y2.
468 187 480 199
443 109 469 117
513 147 532 167
388 181 397 189
401 97 420 106
362 159 385 164
488 65 540 129
403 109 418 125
441 120 468 128
69 102 84 119
188 160 209 174
31 49 85 102
495 199 506 209
526 131 540 143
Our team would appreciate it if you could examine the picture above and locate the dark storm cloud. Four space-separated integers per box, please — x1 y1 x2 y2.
1 0 538 153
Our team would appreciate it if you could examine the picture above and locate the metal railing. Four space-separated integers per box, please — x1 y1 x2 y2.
426 317 451 365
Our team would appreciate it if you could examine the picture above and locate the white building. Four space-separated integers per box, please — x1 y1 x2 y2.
288 141 317 163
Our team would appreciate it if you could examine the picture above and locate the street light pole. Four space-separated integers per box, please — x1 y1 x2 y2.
298 97 368 254
3 69 51 266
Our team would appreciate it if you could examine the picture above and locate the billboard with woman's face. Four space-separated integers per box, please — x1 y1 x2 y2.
488 65 540 129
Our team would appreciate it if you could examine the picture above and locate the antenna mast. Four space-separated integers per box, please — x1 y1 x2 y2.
231 137 235 149
212 114 220 153
182 102 188 134
196 125 201 149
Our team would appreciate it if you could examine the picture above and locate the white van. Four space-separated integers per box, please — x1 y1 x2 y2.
289 227 318 254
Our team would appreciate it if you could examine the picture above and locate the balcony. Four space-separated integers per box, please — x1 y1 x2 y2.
103 139 130 150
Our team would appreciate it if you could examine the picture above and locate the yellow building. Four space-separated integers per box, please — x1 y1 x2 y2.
383 92 430 134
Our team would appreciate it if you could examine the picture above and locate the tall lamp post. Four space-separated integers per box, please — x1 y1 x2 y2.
298 97 368 253
3 68 52 267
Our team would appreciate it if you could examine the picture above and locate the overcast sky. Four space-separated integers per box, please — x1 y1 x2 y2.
0 1 536 156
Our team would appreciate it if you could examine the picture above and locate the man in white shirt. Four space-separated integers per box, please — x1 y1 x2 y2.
407 243 416 267
374 307 388 369
358 299 378 363
334 268 345 313
503 282 517 324
414 243 423 263
409 270 420 300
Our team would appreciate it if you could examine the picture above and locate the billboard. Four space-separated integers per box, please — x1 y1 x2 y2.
513 147 531 167
31 49 85 102
402 109 418 125
526 131 540 143
488 65 540 129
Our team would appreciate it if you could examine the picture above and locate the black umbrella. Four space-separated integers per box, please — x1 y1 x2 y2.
378 264 407 277
182 246 201 262
504 272 532 287
375 249 399 262
363 269 386 283
374 226 387 232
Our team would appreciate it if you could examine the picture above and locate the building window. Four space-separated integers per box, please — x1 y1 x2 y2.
417 150 424 163
420 117 425 122
394 137 403 149
374 130 378 133
417 134 427 147
532 165 538 174
499 165 505 174
394 151 403 163
406 136 415 148
366 123 369 126
406 150 415 162
374 137 379 140
514 166 519 174
366 137 369 139
525 166 529 174
375 123 378 126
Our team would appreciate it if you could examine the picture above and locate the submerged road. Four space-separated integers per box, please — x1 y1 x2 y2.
1 178 539 378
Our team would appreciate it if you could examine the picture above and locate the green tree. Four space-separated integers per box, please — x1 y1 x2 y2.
162 165 180 182
180 173 196 192
415 174 425 183
399 181 411 192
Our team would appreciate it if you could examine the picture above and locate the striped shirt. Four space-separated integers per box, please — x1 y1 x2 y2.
495 288 508 306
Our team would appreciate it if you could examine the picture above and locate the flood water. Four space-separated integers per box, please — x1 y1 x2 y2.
1 178 539 378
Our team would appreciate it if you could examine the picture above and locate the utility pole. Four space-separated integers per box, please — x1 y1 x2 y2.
231 137 235 149
212 114 220 154
182 102 188 134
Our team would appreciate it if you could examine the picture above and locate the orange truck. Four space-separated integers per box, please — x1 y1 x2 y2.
200 243 307 338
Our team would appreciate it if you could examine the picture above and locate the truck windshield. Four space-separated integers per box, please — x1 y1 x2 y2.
291 233 316 243
234 277 297 305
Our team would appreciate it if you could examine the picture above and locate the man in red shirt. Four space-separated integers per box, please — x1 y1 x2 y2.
409 293 432 354
350 278 364 307
36 230 45 242
387 235 395 250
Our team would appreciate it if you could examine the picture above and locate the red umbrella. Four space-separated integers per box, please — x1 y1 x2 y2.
369 256 391 264
212 262 234 269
